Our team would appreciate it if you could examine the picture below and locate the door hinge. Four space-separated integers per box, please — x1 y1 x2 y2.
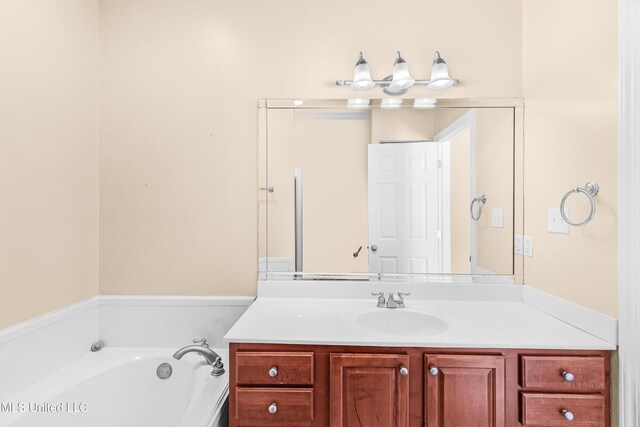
437 160 442 169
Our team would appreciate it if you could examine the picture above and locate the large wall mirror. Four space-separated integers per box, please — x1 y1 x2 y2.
258 99 524 282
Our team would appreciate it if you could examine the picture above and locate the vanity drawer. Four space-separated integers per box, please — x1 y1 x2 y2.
235 387 314 425
520 393 605 426
520 356 605 390
236 351 314 385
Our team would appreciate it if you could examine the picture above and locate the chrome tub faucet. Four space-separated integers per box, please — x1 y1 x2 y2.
173 338 225 376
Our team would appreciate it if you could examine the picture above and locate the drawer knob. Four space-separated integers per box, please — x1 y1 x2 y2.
562 409 574 421
562 371 575 382
268 403 277 414
429 365 439 376
399 366 409 376
268 367 278 377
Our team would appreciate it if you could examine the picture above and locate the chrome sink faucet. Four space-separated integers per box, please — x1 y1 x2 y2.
173 338 225 376
371 292 410 309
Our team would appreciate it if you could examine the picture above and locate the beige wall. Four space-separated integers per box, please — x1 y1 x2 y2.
1 0 618 327
475 109 514 274
448 130 472 273
98 0 523 296
266 109 371 272
434 108 516 275
0 0 99 328
371 109 435 144
522 0 618 316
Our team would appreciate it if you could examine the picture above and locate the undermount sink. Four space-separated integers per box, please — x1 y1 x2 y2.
356 310 450 336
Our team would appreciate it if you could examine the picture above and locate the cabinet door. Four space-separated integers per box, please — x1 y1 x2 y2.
425 354 505 427
330 353 410 427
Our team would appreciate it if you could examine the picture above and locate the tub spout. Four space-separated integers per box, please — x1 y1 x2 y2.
173 340 225 376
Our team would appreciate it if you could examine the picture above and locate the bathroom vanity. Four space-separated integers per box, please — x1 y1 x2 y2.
239 97 616 426
224 283 615 427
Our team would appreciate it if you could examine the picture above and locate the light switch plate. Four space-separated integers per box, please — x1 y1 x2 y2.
492 208 504 228
548 207 570 234
514 235 523 255
523 235 533 257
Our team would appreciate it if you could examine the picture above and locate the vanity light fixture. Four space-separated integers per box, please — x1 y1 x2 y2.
336 51 459 96
346 99 370 108
413 98 437 108
380 98 403 108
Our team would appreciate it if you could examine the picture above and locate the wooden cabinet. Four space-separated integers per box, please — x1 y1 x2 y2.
234 387 315 426
235 351 314 386
519 354 608 427
520 355 606 390
521 393 605 426
329 353 410 427
229 344 611 427
231 350 315 426
424 354 505 427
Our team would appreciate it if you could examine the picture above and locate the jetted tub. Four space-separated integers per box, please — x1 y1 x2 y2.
0 348 229 427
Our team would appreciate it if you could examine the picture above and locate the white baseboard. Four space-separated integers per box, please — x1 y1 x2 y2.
523 286 618 346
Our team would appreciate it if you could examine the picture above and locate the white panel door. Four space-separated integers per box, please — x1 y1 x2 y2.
368 142 440 274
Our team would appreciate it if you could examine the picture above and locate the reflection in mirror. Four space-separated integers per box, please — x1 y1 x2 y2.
258 100 522 280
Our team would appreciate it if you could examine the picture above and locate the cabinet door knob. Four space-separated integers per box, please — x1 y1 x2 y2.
562 371 574 382
268 403 277 414
562 409 574 421
429 365 439 376
399 366 409 376
268 367 278 377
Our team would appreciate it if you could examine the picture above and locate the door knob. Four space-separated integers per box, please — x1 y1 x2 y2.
562 371 574 382
561 409 574 421
370 245 378 252
399 366 409 376
268 403 277 414
429 365 439 376
268 367 278 377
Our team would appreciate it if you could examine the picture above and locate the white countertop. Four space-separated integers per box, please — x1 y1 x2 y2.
223 281 616 350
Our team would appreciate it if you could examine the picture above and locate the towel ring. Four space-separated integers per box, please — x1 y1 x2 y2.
560 181 599 227
470 195 487 221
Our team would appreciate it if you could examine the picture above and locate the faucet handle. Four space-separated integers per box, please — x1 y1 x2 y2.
396 292 410 308
193 338 209 348
371 292 386 308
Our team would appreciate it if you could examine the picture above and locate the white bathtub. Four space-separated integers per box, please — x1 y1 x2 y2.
0 348 229 427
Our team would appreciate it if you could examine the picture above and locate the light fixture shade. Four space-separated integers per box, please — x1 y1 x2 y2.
347 98 370 108
427 51 456 90
413 98 437 108
388 51 415 92
380 98 403 108
350 52 375 90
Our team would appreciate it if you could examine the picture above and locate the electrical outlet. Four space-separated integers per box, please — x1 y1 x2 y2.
523 235 533 257
492 208 504 228
514 235 523 255
548 207 570 234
